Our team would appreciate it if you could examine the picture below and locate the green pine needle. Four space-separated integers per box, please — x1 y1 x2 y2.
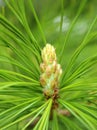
0 0 97 129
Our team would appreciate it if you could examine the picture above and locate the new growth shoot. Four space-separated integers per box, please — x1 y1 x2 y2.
40 44 62 101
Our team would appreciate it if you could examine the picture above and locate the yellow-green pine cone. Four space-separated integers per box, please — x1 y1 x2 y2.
40 43 62 97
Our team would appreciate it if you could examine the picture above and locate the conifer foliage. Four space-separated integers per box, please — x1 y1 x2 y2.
0 0 97 130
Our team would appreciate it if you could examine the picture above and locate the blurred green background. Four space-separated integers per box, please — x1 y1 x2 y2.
0 0 97 68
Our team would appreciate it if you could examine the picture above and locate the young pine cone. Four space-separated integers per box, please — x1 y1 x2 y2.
40 44 62 97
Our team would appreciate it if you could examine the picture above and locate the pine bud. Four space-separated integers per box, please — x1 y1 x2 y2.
40 43 62 97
